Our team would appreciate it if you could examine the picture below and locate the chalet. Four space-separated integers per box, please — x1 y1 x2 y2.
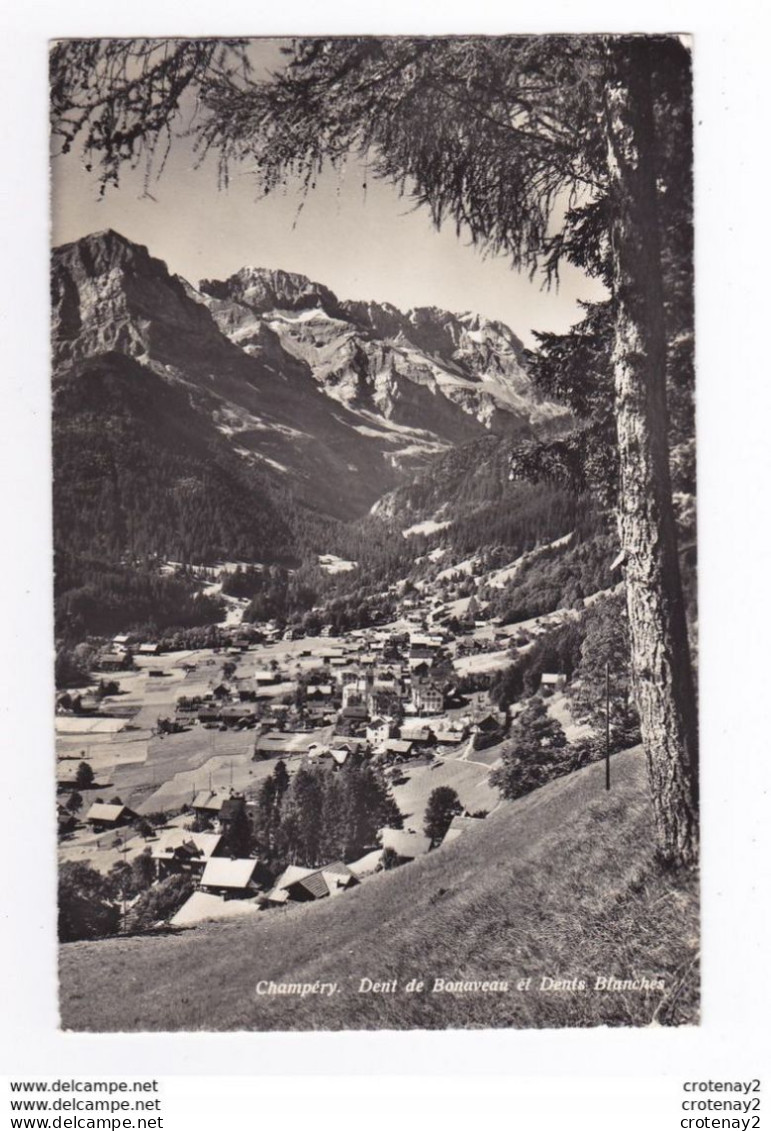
191 789 230 821
210 683 231 700
138 642 161 656
95 650 127 673
433 726 466 746
327 737 368 764
541 672 567 693
472 712 505 735
171 891 261 927
380 828 432 861
399 723 432 745
348 849 385 878
219 704 258 726
470 712 506 750
412 678 445 715
267 861 358 904
199 857 261 899
383 738 414 759
253 732 319 759
253 734 291 759
409 660 432 679
85 801 138 832
254 670 279 686
331 736 368 756
197 703 221 724
151 830 224 880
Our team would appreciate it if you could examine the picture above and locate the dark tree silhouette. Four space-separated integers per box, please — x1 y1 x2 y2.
423 786 463 847
74 761 94 790
58 861 120 941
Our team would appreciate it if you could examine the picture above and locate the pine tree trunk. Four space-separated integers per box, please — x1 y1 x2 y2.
603 40 699 867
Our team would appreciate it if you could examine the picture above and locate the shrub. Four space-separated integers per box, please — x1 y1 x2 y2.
58 862 120 942
128 875 194 932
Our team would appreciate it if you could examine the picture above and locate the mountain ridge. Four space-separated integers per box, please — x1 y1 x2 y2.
196 262 567 443
51 230 574 610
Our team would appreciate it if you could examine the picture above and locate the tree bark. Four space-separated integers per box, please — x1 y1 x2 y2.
603 39 699 867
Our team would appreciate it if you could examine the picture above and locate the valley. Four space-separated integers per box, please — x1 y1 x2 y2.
52 227 696 1032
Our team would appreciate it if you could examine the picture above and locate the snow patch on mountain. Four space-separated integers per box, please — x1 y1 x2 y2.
402 519 452 538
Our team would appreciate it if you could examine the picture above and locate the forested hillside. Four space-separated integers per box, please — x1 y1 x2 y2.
53 353 297 566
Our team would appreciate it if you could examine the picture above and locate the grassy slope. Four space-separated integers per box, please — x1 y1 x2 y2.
59 747 699 1031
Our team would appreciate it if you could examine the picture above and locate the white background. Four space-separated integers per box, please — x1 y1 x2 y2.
0 0 768 1114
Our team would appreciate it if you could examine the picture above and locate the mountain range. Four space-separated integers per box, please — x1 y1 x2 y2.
51 229 569 574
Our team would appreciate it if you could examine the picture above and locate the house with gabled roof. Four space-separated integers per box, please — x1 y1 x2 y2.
85 801 139 831
254 669 280 685
199 857 262 899
95 649 128 673
151 829 224 880
541 672 567 693
219 703 258 726
399 722 433 745
266 861 358 904
191 789 230 820
383 738 414 758
380 828 432 861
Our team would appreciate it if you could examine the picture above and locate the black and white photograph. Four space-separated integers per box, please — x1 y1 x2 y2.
49 34 700 1033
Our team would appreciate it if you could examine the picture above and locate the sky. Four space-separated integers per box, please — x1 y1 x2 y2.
50 38 606 348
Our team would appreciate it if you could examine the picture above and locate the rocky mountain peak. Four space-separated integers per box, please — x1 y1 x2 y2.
199 266 344 318
51 229 571 529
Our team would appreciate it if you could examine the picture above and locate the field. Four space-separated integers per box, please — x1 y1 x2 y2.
59 746 700 1032
56 640 352 814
